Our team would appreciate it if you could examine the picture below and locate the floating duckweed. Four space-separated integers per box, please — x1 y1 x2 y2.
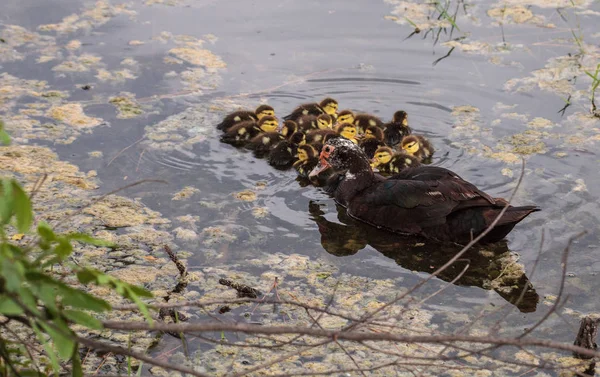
47 103 102 128
501 168 514 178
128 39 145 46
88 151 103 158
554 151 568 158
528 117 554 128
172 186 200 200
109 265 162 285
65 39 82 50
451 105 480 115
96 68 137 82
168 47 227 68
173 227 198 241
251 207 269 218
52 53 102 72
487 6 534 24
109 93 143 118
233 190 257 202
83 196 159 228
572 178 587 192
38 1 137 34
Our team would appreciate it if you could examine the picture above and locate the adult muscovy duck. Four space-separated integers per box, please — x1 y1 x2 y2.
309 137 540 244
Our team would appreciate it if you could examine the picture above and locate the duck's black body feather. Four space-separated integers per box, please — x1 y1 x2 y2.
310 138 539 244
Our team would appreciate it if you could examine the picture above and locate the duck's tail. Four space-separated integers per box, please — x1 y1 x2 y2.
479 205 541 243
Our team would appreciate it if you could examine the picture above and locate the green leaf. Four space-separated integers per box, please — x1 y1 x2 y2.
39 320 75 359
63 309 103 330
127 287 153 324
72 346 83 377
2 260 23 292
37 222 56 242
31 321 60 377
11 180 33 233
18 287 42 316
126 284 153 298
67 233 115 247
0 129 10 146
54 237 73 259
76 269 96 284
0 296 24 315
59 287 111 312
0 179 14 225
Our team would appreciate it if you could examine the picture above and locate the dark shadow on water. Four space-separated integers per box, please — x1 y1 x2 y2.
308 200 539 313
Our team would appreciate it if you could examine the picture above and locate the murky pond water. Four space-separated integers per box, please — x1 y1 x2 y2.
2 0 600 374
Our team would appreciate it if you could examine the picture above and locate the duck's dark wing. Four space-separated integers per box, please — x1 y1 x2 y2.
347 178 494 234
389 166 495 204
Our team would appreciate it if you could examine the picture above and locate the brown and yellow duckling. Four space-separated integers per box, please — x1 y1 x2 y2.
335 110 355 127
358 125 385 159
283 97 338 122
221 116 279 147
335 122 358 144
383 110 412 147
370 146 421 175
401 134 434 163
297 114 333 131
293 144 319 178
354 113 384 134
246 132 285 157
216 104 275 132
268 131 306 169
306 128 337 145
280 120 298 139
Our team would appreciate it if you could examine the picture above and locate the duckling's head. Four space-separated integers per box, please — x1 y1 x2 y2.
290 131 306 146
319 98 338 115
336 123 358 143
256 105 275 119
297 144 317 161
258 116 279 132
393 110 409 127
401 135 420 155
336 110 355 125
316 114 333 130
372 146 394 166
281 120 298 137
364 125 384 140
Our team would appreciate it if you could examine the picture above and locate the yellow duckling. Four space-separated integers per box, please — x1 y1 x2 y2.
354 113 384 134
335 122 358 144
283 98 338 122
220 116 278 147
297 114 333 131
293 144 319 178
335 110 355 127
216 104 275 132
401 134 434 163
280 120 298 138
371 146 420 175
358 125 385 159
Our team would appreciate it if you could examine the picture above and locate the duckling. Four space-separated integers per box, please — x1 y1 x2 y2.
383 110 412 147
371 147 421 175
246 132 285 157
306 129 337 146
220 116 278 147
335 110 355 127
268 131 306 169
283 98 338 121
358 125 385 159
354 113 384 134
216 105 275 132
401 134 434 163
293 144 319 178
297 114 333 131
280 120 298 139
335 123 358 144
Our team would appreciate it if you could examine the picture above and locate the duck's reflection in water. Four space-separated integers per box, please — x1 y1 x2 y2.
308 201 539 313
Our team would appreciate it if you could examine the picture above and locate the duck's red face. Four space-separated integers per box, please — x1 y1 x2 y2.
309 144 334 178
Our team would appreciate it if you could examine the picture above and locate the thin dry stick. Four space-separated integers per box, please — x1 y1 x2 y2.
75 336 210 377
100 320 600 359
518 230 587 339
106 136 145 167
346 158 528 332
